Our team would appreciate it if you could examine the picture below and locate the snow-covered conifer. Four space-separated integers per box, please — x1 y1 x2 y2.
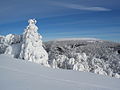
19 19 49 66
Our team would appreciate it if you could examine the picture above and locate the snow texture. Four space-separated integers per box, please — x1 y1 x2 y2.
0 54 120 90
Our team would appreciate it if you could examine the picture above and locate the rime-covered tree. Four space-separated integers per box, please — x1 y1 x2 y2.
19 19 49 66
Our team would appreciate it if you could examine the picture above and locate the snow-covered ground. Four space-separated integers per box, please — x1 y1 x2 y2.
0 54 120 90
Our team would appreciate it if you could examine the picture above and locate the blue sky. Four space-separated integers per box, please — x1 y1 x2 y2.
0 0 120 42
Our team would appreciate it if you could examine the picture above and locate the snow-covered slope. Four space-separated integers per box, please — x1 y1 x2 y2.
0 54 120 90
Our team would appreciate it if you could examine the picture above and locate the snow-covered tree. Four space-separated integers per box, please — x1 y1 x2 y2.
4 34 22 58
19 19 49 66
45 39 120 78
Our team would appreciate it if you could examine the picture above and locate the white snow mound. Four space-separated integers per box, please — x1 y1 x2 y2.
0 54 120 90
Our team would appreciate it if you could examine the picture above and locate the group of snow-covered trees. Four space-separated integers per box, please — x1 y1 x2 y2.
45 40 120 78
0 19 120 78
0 19 49 66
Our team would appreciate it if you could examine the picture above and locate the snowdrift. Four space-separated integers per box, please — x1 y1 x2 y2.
0 54 120 90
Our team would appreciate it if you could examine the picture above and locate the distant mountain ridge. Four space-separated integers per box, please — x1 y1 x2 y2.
54 37 102 41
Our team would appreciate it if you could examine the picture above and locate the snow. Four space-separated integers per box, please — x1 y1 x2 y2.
5 43 21 58
4 34 21 45
0 54 120 90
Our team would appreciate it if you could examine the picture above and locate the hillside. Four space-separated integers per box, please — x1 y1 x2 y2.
0 54 120 90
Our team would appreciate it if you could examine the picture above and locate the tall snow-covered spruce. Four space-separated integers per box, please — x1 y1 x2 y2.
19 19 49 66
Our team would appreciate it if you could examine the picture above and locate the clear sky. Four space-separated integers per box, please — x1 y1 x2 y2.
0 0 120 42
